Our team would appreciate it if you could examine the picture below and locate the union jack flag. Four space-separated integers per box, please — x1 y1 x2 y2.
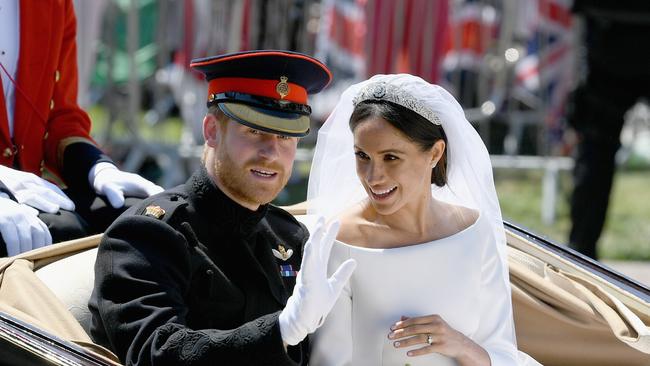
514 0 575 134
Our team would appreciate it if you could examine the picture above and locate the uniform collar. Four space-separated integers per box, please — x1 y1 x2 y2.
187 166 268 238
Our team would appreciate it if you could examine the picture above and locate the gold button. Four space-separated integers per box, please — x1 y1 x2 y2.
44 132 49 140
55 70 60 82
2 147 12 157
50 100 54 109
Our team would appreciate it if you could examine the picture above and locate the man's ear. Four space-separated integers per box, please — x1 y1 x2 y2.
203 113 220 148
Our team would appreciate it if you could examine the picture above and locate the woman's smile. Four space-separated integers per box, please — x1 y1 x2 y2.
369 186 397 201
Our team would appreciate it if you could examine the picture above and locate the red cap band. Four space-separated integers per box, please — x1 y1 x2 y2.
208 77 308 104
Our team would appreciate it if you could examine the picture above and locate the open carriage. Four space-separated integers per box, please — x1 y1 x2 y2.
1 211 649 366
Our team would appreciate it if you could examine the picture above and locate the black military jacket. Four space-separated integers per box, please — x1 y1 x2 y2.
89 167 309 365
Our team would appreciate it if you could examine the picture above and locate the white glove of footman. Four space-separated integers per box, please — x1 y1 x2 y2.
279 217 357 345
0 193 52 256
0 164 75 213
90 162 164 209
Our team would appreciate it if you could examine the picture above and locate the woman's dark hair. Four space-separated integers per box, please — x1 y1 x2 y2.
349 100 448 186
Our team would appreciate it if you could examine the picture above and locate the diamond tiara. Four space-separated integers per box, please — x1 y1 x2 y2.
352 82 442 125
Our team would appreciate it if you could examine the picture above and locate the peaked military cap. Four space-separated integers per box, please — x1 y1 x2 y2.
190 50 332 137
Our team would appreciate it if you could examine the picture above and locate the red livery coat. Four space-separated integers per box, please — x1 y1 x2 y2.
0 0 98 180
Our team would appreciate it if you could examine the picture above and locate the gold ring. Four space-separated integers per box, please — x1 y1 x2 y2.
427 334 433 345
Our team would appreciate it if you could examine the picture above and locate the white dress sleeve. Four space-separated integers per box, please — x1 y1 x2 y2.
473 226 521 365
309 242 353 366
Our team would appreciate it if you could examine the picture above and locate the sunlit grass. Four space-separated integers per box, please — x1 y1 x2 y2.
600 172 650 259
495 169 650 260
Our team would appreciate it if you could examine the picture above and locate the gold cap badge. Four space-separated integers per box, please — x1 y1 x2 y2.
276 76 290 99
144 205 166 219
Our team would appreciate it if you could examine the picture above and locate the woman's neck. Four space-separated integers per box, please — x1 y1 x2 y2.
338 192 478 249
366 194 439 240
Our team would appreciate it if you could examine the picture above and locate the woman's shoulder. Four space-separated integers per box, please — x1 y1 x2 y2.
336 203 371 246
444 203 481 233
441 205 495 248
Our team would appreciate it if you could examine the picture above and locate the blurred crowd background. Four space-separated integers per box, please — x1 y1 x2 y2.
71 0 650 260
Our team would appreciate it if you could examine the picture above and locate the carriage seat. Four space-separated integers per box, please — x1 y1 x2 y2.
34 248 98 335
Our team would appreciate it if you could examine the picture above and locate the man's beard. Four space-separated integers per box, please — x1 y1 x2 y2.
213 147 289 208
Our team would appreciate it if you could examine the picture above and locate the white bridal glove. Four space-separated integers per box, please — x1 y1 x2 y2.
0 193 52 256
0 164 75 213
279 218 357 345
90 162 164 209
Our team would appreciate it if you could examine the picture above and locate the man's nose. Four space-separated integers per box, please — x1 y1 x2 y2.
258 135 281 160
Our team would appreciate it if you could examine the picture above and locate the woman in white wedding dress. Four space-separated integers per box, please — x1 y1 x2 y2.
307 74 540 365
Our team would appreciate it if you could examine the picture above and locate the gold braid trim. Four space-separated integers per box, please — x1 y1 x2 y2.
57 137 97 168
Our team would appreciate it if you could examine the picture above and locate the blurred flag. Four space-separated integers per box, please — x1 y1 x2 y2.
439 0 499 106
365 0 448 83
314 0 449 118
442 0 499 74
514 0 575 132
315 0 366 82
313 0 367 118
316 0 450 83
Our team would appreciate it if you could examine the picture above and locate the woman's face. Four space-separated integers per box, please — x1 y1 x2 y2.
353 117 441 216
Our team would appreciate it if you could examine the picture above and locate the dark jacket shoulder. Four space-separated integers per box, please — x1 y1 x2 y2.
262 205 310 246
129 186 189 224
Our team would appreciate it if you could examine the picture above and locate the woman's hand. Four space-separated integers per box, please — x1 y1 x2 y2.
388 315 490 366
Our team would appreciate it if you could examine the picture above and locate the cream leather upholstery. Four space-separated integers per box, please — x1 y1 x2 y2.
34 248 97 335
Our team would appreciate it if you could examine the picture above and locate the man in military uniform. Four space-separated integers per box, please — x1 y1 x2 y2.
89 50 356 365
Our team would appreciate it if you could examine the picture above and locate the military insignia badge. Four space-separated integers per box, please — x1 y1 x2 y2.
276 76 290 99
279 264 297 277
144 205 166 219
272 244 294 261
